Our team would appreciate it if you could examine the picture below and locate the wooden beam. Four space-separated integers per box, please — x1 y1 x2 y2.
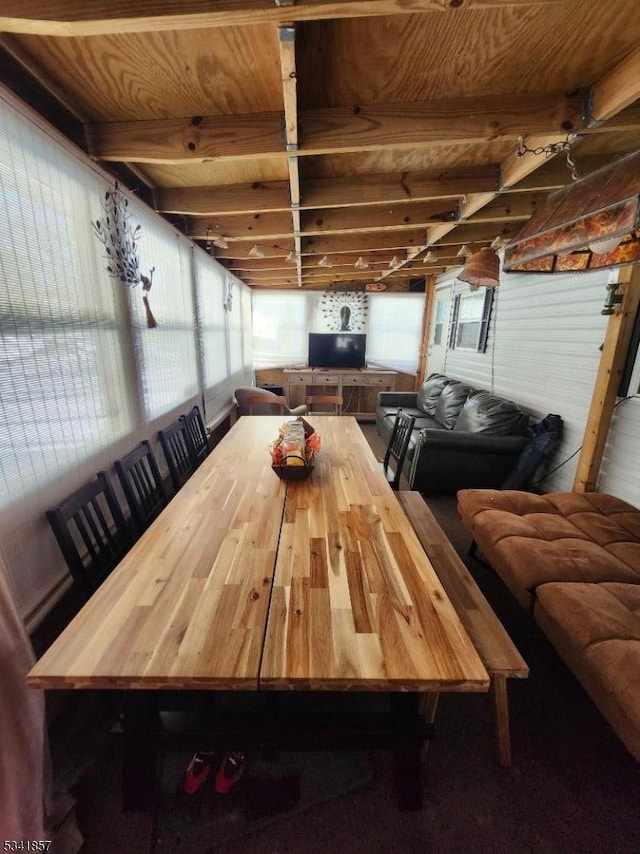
301 167 499 209
573 265 640 493
155 182 291 215
278 24 302 287
0 2 567 37
188 212 294 241
302 230 428 254
87 93 589 164
416 276 436 389
588 45 640 124
461 192 549 223
300 200 459 235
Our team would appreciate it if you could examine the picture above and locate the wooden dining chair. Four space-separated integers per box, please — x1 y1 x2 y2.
245 393 289 415
181 405 210 467
115 440 167 536
46 472 132 598
158 419 196 493
381 409 416 491
305 394 343 415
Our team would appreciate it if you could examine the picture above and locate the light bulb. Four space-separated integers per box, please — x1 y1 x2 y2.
249 244 264 258
388 255 401 269
212 235 229 249
285 251 298 264
456 244 472 258
423 251 436 264
318 255 332 268
354 256 369 270
588 236 623 255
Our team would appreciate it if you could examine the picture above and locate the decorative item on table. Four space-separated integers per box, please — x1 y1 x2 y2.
270 417 321 480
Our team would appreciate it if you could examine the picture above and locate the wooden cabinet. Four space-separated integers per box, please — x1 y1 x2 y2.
283 368 397 419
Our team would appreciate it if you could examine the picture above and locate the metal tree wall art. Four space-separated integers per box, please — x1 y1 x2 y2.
320 290 368 331
93 183 158 328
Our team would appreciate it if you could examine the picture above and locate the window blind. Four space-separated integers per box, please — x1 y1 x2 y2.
195 253 228 415
129 204 199 421
0 96 134 617
366 293 426 373
252 291 308 368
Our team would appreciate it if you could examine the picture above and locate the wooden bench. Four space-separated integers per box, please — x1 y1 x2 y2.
396 491 529 766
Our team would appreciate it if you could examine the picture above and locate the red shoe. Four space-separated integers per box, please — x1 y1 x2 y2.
182 751 215 796
214 751 246 794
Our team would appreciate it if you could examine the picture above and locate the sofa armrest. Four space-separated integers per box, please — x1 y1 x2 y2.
377 391 418 408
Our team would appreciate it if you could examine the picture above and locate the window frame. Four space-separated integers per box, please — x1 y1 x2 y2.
448 288 494 353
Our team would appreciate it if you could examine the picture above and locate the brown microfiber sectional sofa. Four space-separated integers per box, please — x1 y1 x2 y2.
457 489 640 760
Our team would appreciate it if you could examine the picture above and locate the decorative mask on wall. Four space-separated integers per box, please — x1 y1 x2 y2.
320 290 368 331
93 182 158 328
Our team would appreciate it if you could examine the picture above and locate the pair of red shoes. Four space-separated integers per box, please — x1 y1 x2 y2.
182 750 246 797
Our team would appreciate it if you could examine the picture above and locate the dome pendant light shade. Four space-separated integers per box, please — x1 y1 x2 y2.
458 247 500 288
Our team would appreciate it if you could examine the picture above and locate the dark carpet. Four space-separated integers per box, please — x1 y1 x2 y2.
47 425 640 853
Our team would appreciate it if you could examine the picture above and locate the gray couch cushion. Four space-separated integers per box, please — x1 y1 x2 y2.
454 390 528 435
416 373 450 415
434 381 470 429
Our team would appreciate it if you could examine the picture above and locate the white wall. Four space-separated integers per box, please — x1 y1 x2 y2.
428 264 615 493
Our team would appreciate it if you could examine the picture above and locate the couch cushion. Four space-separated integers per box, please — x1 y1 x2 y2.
453 389 528 435
433 381 470 429
416 373 450 416
535 581 640 760
457 489 640 594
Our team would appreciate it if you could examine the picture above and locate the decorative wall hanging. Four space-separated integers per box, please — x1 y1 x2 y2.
320 290 368 331
504 150 640 274
93 183 158 328
224 276 234 313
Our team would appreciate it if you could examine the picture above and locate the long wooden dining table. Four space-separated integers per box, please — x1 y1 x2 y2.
28 415 489 810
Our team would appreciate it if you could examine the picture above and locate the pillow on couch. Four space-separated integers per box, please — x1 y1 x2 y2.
433 381 470 429
416 373 450 415
454 390 529 435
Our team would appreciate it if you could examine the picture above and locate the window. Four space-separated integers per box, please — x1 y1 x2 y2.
252 291 308 368
367 293 425 373
0 100 132 505
433 298 447 345
448 289 494 352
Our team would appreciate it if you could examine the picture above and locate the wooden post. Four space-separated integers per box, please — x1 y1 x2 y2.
416 275 435 389
573 264 640 492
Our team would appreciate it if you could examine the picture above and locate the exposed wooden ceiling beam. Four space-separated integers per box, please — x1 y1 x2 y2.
155 181 291 216
87 92 596 164
278 24 301 287
0 1 566 37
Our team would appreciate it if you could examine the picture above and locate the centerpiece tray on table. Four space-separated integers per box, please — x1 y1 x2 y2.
270 417 321 480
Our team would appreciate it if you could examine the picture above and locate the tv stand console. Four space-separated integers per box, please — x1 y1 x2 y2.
284 368 397 419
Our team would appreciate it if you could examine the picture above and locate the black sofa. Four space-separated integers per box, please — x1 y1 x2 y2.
376 373 530 493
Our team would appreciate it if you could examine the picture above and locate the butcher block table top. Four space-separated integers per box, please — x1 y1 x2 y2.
28 416 488 695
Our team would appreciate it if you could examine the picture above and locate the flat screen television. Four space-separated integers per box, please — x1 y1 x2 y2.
308 333 366 369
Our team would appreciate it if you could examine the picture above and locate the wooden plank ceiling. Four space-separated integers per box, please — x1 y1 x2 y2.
1 0 640 290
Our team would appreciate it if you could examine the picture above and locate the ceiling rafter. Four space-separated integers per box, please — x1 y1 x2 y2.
277 22 302 286
0 1 566 37
86 92 611 164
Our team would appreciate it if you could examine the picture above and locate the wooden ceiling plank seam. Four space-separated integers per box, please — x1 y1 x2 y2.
0 2 568 38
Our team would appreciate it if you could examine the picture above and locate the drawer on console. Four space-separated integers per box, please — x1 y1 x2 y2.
366 374 395 386
314 373 340 384
342 375 364 386
286 372 312 384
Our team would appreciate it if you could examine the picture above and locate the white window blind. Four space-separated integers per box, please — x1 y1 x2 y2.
0 96 135 618
241 284 253 372
129 207 199 421
366 293 425 373
0 100 132 504
227 277 244 380
252 291 308 368
195 254 228 411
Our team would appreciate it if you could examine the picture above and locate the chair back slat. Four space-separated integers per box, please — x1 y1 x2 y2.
46 471 131 598
115 440 167 535
245 393 288 415
382 409 416 491
180 405 209 466
158 420 196 492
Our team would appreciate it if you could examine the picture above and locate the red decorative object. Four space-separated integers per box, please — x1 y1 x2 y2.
504 150 640 273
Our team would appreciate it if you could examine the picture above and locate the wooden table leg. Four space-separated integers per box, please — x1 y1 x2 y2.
491 675 512 767
122 692 158 811
419 691 439 763
391 692 423 811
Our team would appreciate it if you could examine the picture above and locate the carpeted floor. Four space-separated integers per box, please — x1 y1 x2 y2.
46 423 640 853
